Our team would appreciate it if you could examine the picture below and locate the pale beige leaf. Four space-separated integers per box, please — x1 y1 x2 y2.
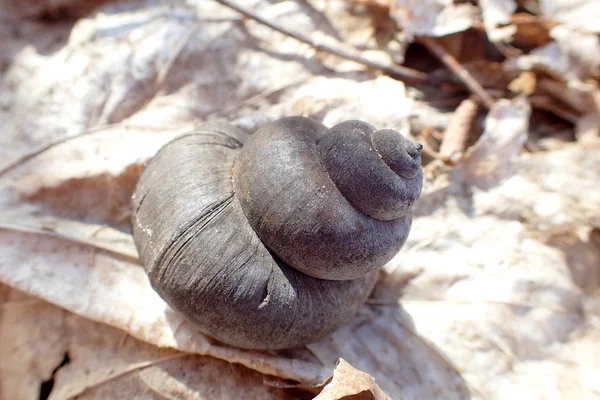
479 0 517 42
0 287 69 400
473 142 600 230
138 358 291 400
307 307 471 399
288 75 413 131
314 359 392 400
385 141 600 399
455 97 530 188
549 26 600 81
390 0 478 39
539 0 600 33
50 312 286 400
0 284 291 400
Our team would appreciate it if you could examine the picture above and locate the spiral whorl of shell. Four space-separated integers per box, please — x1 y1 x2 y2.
233 117 423 281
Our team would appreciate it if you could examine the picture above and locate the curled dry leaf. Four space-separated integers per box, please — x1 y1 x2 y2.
314 359 392 400
438 98 478 164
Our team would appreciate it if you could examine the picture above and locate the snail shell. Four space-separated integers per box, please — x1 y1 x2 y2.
132 117 423 349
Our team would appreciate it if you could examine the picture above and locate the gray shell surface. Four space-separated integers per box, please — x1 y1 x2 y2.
131 117 422 350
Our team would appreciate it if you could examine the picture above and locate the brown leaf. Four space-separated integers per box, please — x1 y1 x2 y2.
314 359 392 400
510 13 555 50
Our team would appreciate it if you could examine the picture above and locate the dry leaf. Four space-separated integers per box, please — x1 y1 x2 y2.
521 26 600 82
508 71 537 95
383 141 600 398
504 24 600 142
306 307 471 399
2 1 600 399
549 26 600 82
439 98 478 164
455 97 530 188
0 224 329 385
510 13 555 50
288 75 413 130
479 0 517 42
0 284 292 400
539 0 600 33
0 287 69 400
390 0 478 39
314 359 392 400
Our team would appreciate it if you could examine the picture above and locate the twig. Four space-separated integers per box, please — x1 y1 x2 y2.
212 0 429 84
439 98 479 164
419 37 495 109
529 95 578 124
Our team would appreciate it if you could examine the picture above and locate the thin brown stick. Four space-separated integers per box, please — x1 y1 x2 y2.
420 37 495 109
529 95 578 123
212 0 429 84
